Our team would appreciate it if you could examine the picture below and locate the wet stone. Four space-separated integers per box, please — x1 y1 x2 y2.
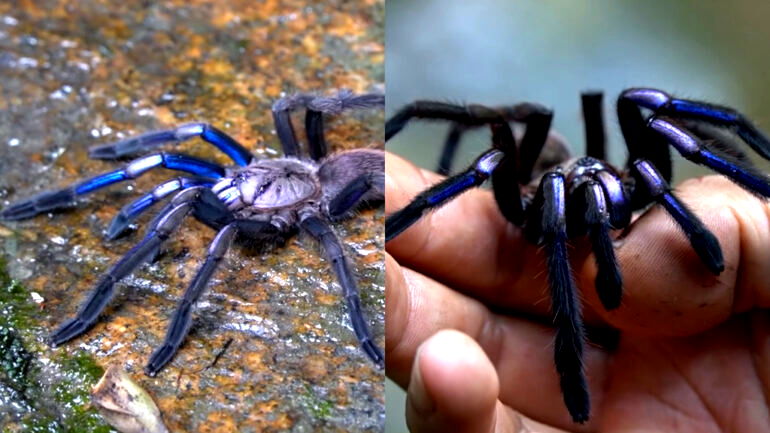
0 0 384 432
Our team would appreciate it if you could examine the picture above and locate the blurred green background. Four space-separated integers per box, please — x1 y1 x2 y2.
385 1 770 431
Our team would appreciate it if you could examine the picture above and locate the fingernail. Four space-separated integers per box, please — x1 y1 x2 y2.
407 347 436 415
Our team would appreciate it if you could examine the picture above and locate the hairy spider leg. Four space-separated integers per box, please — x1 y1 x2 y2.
433 104 553 179
489 117 527 225
582 92 606 161
385 149 503 242
49 188 204 347
622 88 770 160
583 181 623 310
88 123 254 166
385 100 553 181
145 222 239 376
538 171 590 423
141 187 283 375
649 118 770 197
617 92 673 186
437 123 465 175
632 160 724 274
106 177 215 240
511 104 554 184
272 91 384 160
0 152 225 221
301 215 384 367
317 149 385 219
328 174 379 218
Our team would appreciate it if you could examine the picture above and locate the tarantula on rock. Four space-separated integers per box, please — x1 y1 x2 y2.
385 88 770 422
1 90 385 376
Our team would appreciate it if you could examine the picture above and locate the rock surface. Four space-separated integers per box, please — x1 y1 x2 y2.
0 1 384 432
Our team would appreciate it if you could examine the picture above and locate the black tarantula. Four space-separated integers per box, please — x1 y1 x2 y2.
0 90 385 376
385 88 770 423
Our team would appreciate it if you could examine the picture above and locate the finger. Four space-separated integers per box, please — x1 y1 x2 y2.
407 330 573 433
387 152 770 332
405 330 499 433
579 175 770 336
385 151 553 315
386 253 608 429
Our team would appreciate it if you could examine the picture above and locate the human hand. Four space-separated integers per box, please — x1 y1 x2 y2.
385 151 770 432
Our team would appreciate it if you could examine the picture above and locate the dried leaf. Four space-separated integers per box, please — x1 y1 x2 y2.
91 364 169 433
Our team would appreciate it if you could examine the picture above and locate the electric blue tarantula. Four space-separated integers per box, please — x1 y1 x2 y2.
0 90 385 376
385 88 770 423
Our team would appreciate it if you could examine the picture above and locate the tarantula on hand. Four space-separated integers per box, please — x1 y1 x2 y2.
0 90 385 375
385 88 770 422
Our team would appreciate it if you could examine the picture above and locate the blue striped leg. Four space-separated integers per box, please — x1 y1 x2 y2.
0 153 225 221
385 149 503 242
89 123 254 166
622 88 770 159
106 177 215 240
632 159 724 274
301 215 383 367
49 187 205 347
649 118 770 198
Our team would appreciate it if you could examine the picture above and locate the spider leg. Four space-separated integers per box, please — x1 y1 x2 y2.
328 174 380 218
506 103 553 184
272 91 384 159
318 149 384 218
584 181 622 310
649 118 770 197
633 159 724 274
0 152 225 221
49 187 204 347
538 172 590 423
582 91 606 161
300 215 384 367
387 101 552 184
623 88 770 160
106 177 215 240
385 149 503 241
617 91 673 184
436 123 464 175
145 222 238 376
88 123 254 166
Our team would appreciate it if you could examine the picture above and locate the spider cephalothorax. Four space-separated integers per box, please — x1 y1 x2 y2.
385 88 770 422
0 90 385 376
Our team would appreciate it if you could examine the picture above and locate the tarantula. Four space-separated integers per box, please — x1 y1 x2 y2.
0 90 385 376
385 88 770 423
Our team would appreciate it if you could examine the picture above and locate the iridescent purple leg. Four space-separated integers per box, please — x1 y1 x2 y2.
538 171 589 423
623 88 770 159
649 118 770 197
632 159 724 274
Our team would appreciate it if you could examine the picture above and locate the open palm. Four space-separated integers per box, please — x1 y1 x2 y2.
385 152 770 432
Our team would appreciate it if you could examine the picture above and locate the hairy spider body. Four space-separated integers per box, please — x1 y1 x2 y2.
0 90 385 376
385 88 770 423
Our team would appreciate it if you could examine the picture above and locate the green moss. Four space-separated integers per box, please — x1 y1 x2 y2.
0 327 33 392
0 258 114 433
301 384 334 420
0 258 35 332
